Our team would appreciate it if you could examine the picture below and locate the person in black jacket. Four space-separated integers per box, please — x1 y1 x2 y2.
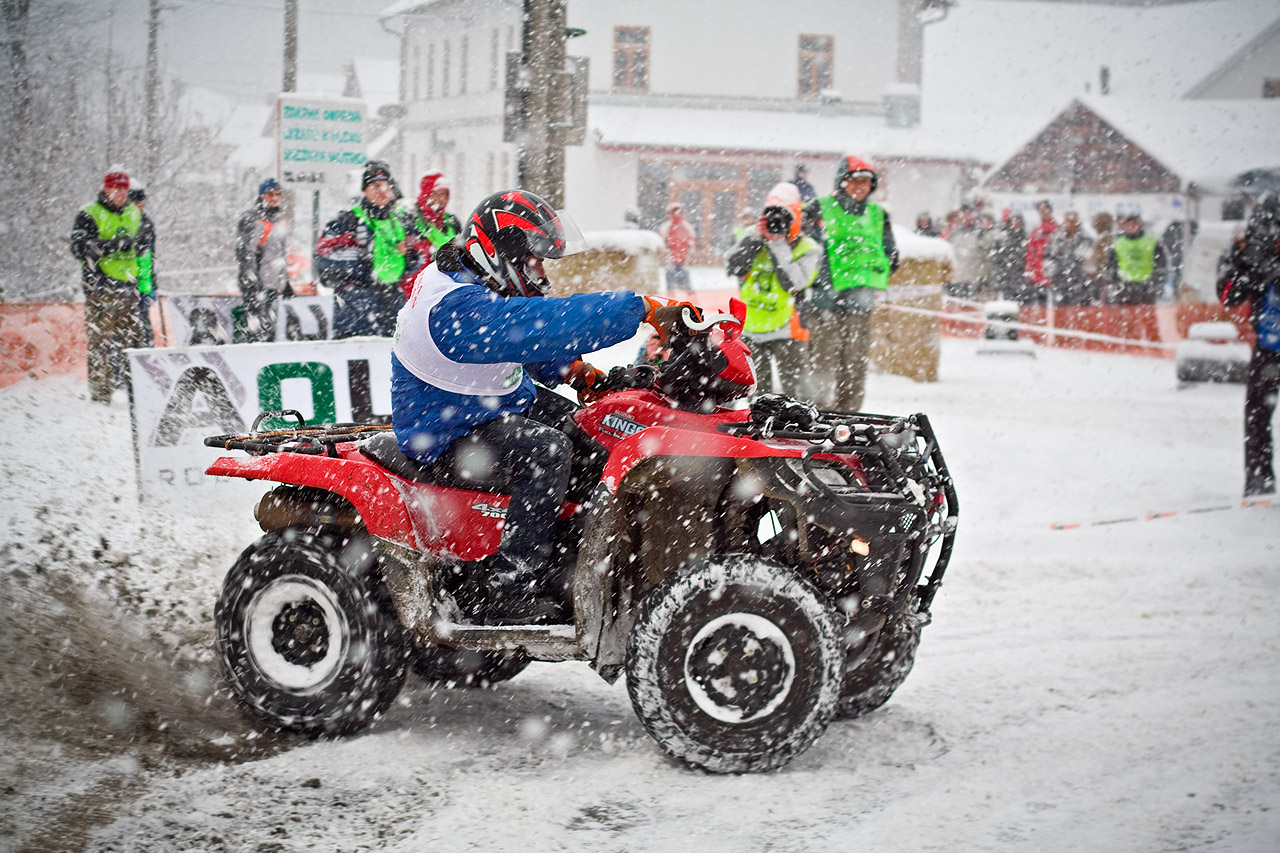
1219 193 1280 497
235 178 291 343
315 161 419 338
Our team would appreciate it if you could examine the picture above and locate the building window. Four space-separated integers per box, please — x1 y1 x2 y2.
490 29 500 91
412 47 420 101
443 41 451 97
427 43 435 98
1265 78 1280 98
613 26 649 92
798 34 833 98
461 35 469 95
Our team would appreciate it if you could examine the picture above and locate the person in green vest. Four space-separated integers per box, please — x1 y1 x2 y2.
803 155 899 411
69 171 145 403
401 170 461 295
129 185 158 347
725 182 819 394
1107 211 1169 343
315 160 420 338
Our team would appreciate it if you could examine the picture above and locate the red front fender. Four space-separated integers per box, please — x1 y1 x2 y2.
600 426 806 493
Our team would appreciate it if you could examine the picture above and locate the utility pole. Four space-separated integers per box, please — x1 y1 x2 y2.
517 0 567 207
283 0 298 93
2 0 32 128
145 0 160 182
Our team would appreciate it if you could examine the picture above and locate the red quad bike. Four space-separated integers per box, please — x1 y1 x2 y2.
206 301 958 773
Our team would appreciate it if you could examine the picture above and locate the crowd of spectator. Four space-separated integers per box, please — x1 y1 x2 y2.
916 198 1190 310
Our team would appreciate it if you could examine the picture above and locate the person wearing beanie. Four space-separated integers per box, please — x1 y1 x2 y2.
235 177 290 342
315 160 419 337
69 171 146 402
401 170 461 295
801 155 899 411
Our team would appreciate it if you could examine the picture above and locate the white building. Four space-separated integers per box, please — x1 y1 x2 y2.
384 0 980 262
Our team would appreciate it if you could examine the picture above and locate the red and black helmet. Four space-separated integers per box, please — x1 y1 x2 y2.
837 155 879 193
464 189 587 296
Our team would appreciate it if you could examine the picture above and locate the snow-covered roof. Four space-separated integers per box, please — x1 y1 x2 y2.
351 60 401 114
178 87 274 174
1183 13 1280 98
588 103 992 165
1079 96 1280 191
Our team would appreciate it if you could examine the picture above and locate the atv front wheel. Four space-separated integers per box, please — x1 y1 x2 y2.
215 527 407 737
836 620 921 719
411 646 530 688
626 555 843 773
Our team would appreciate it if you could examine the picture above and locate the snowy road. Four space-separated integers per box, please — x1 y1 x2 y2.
2 339 1277 852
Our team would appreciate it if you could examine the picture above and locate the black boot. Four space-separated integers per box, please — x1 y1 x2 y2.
485 554 570 625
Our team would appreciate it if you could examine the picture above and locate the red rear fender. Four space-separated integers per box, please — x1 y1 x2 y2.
206 453 420 545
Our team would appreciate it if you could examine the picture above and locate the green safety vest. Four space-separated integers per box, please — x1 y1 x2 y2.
740 238 818 334
83 201 142 283
415 212 458 253
1114 233 1157 283
352 204 407 284
817 196 890 291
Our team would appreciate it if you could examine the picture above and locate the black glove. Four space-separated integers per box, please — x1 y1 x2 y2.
596 365 658 394
106 229 134 254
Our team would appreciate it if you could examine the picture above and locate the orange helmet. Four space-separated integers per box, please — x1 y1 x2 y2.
762 182 803 242
837 155 878 193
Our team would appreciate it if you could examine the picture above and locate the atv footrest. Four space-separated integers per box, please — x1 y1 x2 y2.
431 622 587 661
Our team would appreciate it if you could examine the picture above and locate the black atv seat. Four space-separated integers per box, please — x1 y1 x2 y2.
358 431 509 492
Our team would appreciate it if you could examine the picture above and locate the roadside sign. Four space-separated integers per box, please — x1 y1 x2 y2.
277 94 367 187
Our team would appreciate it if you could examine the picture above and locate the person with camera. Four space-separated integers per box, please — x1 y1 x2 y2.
725 182 819 395
70 171 146 403
1218 193 1280 497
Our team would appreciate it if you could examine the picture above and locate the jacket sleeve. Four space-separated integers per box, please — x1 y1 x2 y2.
882 213 900 274
726 235 765 277
428 287 647 365
235 210 260 289
70 210 105 263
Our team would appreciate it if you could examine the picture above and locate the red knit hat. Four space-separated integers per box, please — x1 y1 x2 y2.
104 171 130 190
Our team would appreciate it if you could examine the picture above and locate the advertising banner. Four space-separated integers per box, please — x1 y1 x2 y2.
164 294 334 347
127 338 392 502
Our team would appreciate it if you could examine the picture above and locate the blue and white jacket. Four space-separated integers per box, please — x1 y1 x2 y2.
391 259 646 463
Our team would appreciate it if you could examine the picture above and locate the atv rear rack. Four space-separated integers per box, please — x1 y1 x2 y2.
204 410 390 458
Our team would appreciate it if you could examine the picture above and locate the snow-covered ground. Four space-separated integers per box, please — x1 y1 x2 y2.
2 331 1278 852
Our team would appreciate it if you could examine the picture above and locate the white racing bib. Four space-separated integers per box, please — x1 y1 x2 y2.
393 265 525 396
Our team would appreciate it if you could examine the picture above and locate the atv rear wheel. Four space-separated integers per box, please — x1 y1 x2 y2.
411 646 530 687
626 555 843 773
215 526 408 737
836 620 921 719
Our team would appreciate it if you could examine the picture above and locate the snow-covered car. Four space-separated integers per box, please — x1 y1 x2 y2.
1176 321 1250 383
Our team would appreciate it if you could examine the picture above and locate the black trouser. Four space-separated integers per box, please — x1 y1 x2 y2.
239 286 279 343
1245 346 1280 495
436 388 577 571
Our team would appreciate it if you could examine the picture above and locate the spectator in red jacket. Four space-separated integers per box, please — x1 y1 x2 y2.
1025 199 1058 303
658 203 697 292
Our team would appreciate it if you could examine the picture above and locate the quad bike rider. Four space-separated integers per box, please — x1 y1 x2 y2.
207 191 959 774
389 189 698 623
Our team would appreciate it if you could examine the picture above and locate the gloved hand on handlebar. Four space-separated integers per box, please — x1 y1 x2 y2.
564 359 607 402
642 295 704 342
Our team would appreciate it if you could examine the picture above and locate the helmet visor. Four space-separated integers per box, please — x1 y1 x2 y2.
529 209 588 259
